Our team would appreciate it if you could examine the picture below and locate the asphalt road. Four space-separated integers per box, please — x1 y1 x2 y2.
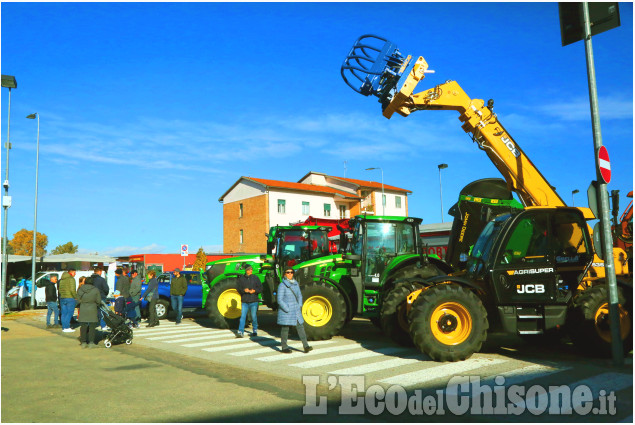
1 309 632 422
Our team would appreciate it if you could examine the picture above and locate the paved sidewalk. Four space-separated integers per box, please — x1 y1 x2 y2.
0 313 321 423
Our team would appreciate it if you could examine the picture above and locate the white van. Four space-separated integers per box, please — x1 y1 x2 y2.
6 270 107 310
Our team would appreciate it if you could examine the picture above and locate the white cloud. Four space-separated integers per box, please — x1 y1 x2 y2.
100 243 167 257
538 96 632 121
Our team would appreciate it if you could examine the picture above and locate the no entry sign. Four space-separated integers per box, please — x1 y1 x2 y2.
597 146 611 184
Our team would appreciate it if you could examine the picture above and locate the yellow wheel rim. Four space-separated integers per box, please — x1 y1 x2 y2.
594 302 631 343
302 296 333 327
430 302 472 345
217 288 242 319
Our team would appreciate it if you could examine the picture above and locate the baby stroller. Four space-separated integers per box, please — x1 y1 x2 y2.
99 301 133 348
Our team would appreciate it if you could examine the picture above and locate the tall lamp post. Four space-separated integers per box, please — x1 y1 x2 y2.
365 167 384 215
26 113 39 310
438 163 448 222
1 74 17 316
571 189 579 207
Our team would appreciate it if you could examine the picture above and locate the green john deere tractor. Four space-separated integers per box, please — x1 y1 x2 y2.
289 215 452 343
202 225 333 329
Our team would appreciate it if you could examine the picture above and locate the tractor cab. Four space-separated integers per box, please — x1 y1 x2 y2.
467 208 593 307
347 216 421 289
269 226 332 269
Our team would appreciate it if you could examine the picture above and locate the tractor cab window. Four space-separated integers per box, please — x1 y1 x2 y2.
310 231 330 256
364 221 416 285
500 214 549 265
277 230 310 267
350 222 364 256
468 215 508 276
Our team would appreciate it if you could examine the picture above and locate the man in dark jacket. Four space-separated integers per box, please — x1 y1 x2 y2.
129 269 142 323
115 268 130 298
170 268 188 325
236 265 262 338
44 275 60 328
91 267 109 331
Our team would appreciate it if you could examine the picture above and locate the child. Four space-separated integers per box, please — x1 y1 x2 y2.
113 290 126 316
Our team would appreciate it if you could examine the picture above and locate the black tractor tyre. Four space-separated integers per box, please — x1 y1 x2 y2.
301 281 347 340
206 279 242 329
155 299 170 320
380 282 423 346
409 284 488 362
567 285 633 357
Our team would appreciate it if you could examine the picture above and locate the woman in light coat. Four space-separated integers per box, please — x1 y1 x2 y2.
277 268 312 353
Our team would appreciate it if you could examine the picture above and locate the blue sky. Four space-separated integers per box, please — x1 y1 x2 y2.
1 2 633 256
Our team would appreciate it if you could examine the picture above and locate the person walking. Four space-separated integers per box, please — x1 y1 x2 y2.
129 269 142 323
236 265 262 338
59 269 78 333
90 266 110 331
141 270 159 327
76 277 101 348
277 268 312 354
44 275 60 328
170 268 187 325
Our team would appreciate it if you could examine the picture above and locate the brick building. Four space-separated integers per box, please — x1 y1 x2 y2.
219 171 411 253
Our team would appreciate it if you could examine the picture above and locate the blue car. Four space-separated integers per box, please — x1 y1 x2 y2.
140 271 204 320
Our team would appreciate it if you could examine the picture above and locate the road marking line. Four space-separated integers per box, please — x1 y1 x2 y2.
146 328 229 340
202 339 280 353
231 340 338 357
181 336 277 348
291 346 412 369
165 331 275 344
133 325 200 335
525 372 633 414
379 358 506 387
255 342 362 362
329 356 422 375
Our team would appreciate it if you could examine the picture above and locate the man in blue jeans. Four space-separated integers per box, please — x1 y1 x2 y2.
170 268 187 325
44 275 60 328
236 264 262 338
58 269 77 332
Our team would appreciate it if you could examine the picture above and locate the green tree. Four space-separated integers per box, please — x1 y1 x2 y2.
192 247 207 271
51 241 78 255
8 229 48 256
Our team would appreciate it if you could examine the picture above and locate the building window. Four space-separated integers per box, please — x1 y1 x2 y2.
278 199 286 214
240 229 243 244
339 205 346 219
395 196 401 208
382 194 386 207
302 201 310 215
324 203 331 217
239 203 244 217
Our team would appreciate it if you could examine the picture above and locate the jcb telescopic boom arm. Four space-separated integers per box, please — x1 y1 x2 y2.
383 57 568 210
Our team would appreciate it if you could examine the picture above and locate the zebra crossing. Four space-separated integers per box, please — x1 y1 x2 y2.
131 321 632 419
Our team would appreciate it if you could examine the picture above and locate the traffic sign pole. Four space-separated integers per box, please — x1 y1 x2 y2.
582 3 623 366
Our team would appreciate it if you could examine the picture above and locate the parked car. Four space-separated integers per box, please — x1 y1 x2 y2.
140 271 204 320
6 271 94 310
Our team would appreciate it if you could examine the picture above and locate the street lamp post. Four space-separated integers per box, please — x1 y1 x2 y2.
571 189 579 207
438 163 448 222
1 74 17 316
365 167 384 215
26 113 39 310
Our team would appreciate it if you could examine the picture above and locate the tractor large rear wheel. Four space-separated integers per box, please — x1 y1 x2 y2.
301 281 347 340
409 284 488 362
380 282 423 346
567 285 632 357
206 279 242 329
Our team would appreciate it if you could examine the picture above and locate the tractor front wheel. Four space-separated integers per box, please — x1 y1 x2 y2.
206 279 242 329
301 281 347 340
409 284 488 362
567 285 632 357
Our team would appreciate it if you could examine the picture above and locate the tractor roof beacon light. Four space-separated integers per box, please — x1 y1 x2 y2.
341 35 407 100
